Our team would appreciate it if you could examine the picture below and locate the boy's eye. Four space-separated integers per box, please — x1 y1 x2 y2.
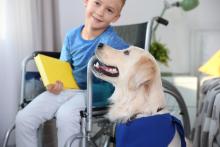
107 8 113 14
94 1 100 6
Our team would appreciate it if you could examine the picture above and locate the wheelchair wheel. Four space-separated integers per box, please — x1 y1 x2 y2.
90 119 115 147
162 79 191 138
94 79 191 146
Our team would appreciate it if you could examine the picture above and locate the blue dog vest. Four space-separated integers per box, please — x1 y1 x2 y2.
116 113 186 147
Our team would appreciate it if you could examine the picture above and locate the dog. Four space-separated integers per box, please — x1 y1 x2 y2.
91 43 188 147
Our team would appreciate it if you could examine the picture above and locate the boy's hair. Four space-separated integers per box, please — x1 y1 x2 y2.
121 0 126 6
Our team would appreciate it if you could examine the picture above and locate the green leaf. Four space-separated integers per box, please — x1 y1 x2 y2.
149 41 170 66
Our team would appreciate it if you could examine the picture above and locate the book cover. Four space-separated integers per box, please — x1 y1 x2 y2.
34 54 79 89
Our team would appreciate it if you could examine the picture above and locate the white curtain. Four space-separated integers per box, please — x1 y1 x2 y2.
0 0 60 145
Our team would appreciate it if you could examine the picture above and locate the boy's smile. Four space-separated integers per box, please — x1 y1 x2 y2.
92 14 104 23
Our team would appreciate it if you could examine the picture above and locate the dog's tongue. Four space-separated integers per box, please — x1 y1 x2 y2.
93 60 119 77
100 66 117 74
100 65 108 71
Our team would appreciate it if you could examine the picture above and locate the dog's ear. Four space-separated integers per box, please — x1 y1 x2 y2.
128 56 156 90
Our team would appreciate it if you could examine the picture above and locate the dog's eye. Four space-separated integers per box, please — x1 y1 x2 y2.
123 50 130 55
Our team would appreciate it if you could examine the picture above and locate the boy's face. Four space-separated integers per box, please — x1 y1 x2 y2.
84 0 123 30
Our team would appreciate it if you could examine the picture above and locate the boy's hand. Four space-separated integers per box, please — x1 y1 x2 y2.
46 80 64 95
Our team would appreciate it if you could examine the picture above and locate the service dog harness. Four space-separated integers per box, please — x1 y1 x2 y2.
116 113 186 147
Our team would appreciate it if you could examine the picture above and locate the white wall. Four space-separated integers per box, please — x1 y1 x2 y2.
187 0 220 75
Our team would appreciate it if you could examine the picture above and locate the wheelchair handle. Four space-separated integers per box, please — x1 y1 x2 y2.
156 17 169 26
145 16 169 51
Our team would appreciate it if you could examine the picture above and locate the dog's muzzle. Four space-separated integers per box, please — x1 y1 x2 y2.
92 57 119 77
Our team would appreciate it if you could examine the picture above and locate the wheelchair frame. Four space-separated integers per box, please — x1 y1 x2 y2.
3 17 191 147
66 16 191 147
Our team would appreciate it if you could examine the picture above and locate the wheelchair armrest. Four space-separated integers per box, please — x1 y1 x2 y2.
32 51 60 59
87 56 97 132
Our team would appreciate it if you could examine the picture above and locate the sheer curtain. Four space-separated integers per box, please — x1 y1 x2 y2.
0 0 60 145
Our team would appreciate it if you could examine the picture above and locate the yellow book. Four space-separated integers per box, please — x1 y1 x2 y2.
34 54 79 89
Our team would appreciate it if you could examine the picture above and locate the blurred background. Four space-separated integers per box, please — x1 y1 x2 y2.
0 0 219 146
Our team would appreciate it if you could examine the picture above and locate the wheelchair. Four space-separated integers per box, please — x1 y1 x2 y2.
3 16 191 147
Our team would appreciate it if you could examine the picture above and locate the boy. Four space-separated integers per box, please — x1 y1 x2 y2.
15 0 128 147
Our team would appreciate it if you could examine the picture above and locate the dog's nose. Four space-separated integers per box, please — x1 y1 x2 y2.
97 43 104 49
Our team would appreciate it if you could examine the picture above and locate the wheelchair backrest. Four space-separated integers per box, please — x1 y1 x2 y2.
113 22 147 49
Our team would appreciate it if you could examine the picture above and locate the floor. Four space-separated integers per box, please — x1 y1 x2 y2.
163 75 198 130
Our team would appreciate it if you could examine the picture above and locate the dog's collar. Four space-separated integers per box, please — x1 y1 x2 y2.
128 107 164 122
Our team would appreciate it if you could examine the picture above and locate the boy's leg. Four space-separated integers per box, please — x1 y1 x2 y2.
15 90 78 147
56 90 86 147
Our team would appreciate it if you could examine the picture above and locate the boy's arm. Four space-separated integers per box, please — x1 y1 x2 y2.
60 34 72 62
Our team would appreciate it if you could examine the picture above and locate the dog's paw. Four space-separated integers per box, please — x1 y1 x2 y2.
107 109 130 123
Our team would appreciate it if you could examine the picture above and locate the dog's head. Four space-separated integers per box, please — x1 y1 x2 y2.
92 43 158 89
92 43 166 122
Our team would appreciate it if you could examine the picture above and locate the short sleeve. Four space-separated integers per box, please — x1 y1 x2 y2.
60 34 72 62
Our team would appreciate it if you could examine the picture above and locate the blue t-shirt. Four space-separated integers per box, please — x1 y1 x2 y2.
60 25 128 89
60 25 129 106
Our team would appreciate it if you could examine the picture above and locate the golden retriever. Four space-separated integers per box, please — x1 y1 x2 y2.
91 44 189 147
